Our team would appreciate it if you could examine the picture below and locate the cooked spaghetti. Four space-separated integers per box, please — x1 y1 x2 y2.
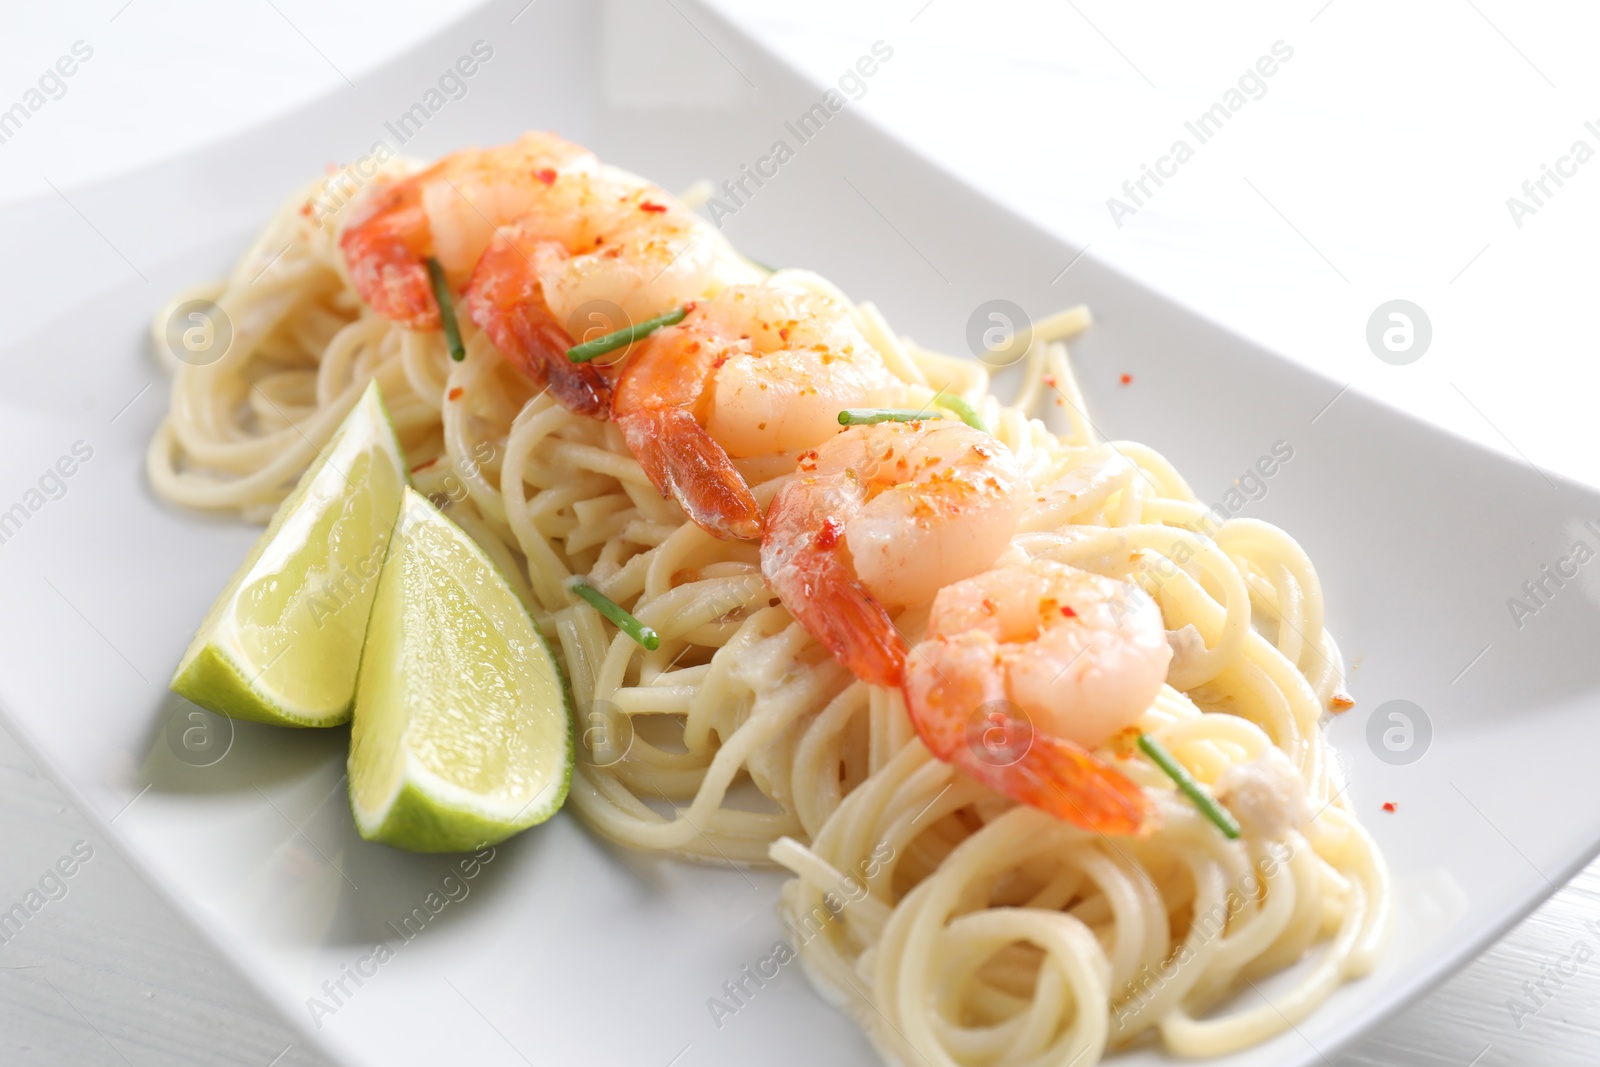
148 135 1388 1065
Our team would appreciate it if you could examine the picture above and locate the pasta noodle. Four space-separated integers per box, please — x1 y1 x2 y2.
149 156 1388 1065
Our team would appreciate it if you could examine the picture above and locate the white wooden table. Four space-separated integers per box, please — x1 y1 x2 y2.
4 1 1600 1063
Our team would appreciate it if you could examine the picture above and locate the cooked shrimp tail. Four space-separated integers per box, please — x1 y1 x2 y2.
960 736 1152 835
621 406 762 540
339 162 445 330
465 221 610 418
614 321 761 540
762 485 908 687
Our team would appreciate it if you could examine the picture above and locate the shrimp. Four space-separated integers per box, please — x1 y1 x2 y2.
463 167 724 418
338 132 596 329
614 285 899 541
460 218 611 416
340 133 721 417
903 558 1171 835
759 420 1026 685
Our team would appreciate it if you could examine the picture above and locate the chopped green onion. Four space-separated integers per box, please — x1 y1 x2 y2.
567 305 689 364
568 577 659 650
933 394 987 434
1137 733 1241 840
837 408 947 426
425 257 466 362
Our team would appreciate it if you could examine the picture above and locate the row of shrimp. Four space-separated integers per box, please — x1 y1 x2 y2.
338 133 1175 835
337 131 896 541
760 420 1173 835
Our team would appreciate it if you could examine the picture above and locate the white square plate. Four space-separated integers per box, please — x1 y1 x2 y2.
2 1 1596 1064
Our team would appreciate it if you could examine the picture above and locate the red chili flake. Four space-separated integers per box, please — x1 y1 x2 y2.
1329 691 1355 712
535 168 557 186
1060 605 1077 618
1108 726 1143 757
410 458 438 473
1119 373 1133 385
797 449 819 472
299 202 313 217
1042 374 1057 387
639 200 668 213
447 387 464 401
1381 802 1397 813
814 517 844 551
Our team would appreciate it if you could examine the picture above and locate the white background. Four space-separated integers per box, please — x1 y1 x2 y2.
2 1 1598 1064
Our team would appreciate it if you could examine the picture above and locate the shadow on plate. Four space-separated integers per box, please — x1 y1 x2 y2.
138 688 349 796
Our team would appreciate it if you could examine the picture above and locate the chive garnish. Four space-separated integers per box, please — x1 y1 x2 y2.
1137 733 1241 840
566 305 690 364
425 257 466 362
837 408 948 426
933 394 987 434
568 577 660 650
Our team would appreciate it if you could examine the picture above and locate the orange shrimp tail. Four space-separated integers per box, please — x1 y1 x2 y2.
951 735 1152 836
339 176 441 330
613 318 762 540
617 408 762 540
464 225 611 418
761 490 908 687
779 545 908 688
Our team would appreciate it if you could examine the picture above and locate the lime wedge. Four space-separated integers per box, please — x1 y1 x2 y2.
170 381 407 727
348 489 572 852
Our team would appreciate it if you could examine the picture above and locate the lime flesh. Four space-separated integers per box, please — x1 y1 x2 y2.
170 381 406 727
349 489 572 852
